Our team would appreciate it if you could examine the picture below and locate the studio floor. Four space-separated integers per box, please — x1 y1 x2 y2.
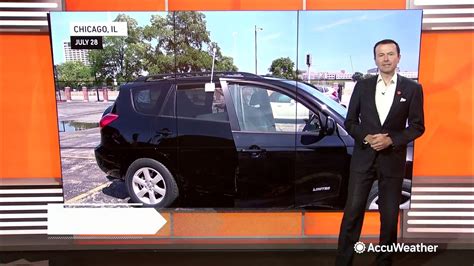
1 249 474 266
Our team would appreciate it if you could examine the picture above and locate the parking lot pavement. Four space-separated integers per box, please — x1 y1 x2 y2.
60 127 101 148
61 151 130 204
57 101 130 204
57 101 113 123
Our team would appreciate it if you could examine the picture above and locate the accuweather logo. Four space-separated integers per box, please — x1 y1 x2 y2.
354 242 366 254
354 242 438 253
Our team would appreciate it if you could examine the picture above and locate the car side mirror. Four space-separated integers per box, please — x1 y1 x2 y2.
322 116 336 135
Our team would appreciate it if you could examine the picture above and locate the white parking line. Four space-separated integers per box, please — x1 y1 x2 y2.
65 182 111 204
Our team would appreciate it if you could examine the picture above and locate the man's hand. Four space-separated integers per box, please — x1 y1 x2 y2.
370 133 393 151
364 134 375 145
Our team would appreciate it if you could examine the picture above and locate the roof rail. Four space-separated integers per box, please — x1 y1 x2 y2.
133 72 262 82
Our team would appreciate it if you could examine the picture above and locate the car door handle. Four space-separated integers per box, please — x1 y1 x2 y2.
241 146 266 159
241 148 266 152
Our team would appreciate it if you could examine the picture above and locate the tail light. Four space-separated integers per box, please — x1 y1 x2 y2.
100 113 119 128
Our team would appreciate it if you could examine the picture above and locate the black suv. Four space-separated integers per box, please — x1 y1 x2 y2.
95 72 412 209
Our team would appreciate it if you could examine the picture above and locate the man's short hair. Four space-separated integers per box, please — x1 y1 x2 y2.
373 39 400 59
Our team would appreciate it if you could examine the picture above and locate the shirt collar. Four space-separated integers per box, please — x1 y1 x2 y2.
377 73 398 85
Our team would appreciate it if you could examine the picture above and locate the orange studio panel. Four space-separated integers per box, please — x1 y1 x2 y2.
173 212 302 237
305 212 400 237
168 0 302 11
415 31 473 177
65 0 166 11
306 0 406 10
0 34 61 180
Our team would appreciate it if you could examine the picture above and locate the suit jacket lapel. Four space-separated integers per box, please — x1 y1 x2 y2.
383 74 405 127
369 76 382 127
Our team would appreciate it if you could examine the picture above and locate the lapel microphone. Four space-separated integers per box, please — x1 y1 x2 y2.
381 91 385 95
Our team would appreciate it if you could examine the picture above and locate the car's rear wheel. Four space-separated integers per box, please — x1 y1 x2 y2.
125 158 178 208
366 179 412 210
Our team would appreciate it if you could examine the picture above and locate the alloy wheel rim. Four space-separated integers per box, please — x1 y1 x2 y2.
132 167 166 205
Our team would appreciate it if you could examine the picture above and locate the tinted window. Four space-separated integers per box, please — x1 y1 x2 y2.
281 80 347 117
176 85 228 122
228 83 322 133
161 88 175 116
132 86 164 115
269 92 292 103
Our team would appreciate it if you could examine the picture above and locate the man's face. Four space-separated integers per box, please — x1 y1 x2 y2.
374 43 400 76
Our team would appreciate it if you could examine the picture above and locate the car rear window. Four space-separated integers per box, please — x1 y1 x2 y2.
132 87 164 115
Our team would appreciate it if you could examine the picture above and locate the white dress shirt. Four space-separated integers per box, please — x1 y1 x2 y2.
375 74 397 125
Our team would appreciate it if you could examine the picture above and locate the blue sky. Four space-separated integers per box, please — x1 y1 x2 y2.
203 11 298 75
298 10 422 73
50 10 422 74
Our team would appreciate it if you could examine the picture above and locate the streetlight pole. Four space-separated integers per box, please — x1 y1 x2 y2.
306 54 312 83
254 25 263 75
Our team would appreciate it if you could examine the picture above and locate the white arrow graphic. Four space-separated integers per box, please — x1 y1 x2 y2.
47 204 167 235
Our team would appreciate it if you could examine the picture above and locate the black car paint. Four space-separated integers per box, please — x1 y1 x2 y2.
95 74 411 209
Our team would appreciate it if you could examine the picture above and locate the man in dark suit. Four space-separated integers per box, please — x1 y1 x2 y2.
336 39 425 266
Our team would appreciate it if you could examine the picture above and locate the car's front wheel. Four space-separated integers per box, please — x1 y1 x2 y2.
366 179 412 210
125 158 178 208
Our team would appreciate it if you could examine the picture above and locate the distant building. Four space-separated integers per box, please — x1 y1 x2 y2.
368 67 404 74
63 41 90 65
299 68 418 81
398 71 419 79
301 70 353 81
336 72 353 80
367 67 418 79
367 67 379 74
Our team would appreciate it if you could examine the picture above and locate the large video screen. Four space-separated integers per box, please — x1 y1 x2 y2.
49 10 422 211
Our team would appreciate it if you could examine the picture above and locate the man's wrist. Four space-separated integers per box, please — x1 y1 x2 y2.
387 136 393 146
363 135 370 145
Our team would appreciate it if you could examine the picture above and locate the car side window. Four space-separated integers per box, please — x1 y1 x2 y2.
161 88 175 116
227 84 276 132
268 91 323 133
132 87 164 115
228 83 328 134
228 84 300 133
269 92 292 103
176 85 228 122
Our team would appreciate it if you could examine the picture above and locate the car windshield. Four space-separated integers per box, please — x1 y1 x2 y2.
280 80 348 118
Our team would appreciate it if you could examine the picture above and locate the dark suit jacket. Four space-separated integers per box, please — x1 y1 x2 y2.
344 74 425 177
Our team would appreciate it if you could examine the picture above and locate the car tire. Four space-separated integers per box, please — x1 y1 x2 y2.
125 158 179 208
366 179 412 210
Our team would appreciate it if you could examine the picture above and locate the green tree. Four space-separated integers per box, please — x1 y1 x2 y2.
143 14 174 74
154 12 237 73
269 57 297 80
216 56 238 71
88 12 238 79
56 61 92 88
88 47 110 85
208 42 238 72
88 14 146 82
